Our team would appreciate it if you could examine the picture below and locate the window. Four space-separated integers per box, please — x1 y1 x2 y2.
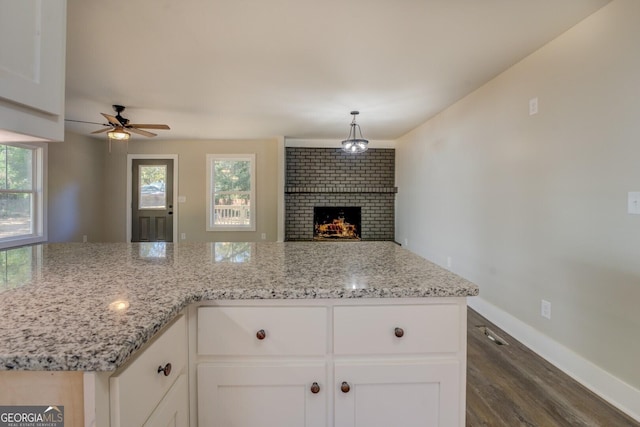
206 154 255 231
0 143 46 249
138 165 167 210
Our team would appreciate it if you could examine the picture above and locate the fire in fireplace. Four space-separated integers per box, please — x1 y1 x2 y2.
313 207 361 240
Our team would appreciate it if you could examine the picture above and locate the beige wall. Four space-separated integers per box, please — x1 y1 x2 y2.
50 134 279 243
396 0 640 390
48 132 105 242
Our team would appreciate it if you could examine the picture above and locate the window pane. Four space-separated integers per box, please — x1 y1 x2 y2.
0 145 32 190
213 193 251 225
214 160 250 192
139 165 167 209
0 193 32 238
207 154 255 231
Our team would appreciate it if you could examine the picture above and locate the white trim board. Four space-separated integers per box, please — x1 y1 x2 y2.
468 297 640 422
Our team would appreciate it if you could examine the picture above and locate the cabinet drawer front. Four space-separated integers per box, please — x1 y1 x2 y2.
198 306 327 356
334 304 461 355
111 315 187 427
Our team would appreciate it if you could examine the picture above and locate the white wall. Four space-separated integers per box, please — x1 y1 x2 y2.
396 0 640 415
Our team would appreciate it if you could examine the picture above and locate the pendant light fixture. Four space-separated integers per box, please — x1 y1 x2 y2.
341 111 369 153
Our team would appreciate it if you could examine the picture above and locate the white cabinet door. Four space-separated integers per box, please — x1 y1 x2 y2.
334 361 461 427
198 364 327 427
0 0 65 114
143 374 189 427
0 0 66 141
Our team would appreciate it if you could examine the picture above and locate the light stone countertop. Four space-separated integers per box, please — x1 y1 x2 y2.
0 241 478 371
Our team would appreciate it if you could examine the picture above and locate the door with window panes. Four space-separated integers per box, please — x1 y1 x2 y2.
132 159 173 242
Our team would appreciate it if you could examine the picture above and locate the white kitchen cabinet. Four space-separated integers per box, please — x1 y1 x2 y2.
196 305 328 427
0 0 66 141
193 298 467 427
333 303 465 427
110 315 188 427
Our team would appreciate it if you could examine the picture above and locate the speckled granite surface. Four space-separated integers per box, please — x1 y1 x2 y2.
0 241 478 371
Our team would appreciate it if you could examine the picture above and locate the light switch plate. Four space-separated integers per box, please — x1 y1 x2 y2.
628 192 640 214
529 97 538 115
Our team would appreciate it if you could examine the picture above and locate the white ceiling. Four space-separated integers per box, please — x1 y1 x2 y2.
64 0 610 142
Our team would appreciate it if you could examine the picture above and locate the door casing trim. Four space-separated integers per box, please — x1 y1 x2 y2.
126 154 179 243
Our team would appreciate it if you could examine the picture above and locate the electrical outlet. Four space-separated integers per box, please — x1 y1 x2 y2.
261 233 266 240
541 299 551 319
403 238 408 247
628 192 640 214
180 233 186 240
82 235 87 243
447 256 452 268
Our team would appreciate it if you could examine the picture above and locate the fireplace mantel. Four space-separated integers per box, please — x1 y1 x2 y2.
286 186 397 194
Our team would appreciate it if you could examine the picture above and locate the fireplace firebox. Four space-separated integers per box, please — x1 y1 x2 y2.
313 207 361 240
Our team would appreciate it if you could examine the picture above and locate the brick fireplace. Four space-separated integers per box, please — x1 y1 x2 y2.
285 147 396 241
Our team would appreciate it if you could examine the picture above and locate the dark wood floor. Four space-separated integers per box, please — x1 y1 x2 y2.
466 308 639 427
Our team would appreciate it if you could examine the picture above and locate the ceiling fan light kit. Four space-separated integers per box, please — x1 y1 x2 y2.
107 128 130 141
341 111 369 154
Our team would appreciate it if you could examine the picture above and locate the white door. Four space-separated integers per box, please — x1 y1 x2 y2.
334 361 461 427
198 364 327 427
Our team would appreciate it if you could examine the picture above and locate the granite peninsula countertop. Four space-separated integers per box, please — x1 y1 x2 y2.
0 241 478 371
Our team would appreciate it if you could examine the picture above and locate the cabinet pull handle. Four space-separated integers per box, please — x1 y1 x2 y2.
157 363 172 377
394 327 404 338
256 329 266 340
310 382 321 394
341 381 351 393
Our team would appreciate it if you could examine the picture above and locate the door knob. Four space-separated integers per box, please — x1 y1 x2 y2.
394 327 404 338
256 329 266 340
310 382 320 394
157 363 172 377
341 381 350 393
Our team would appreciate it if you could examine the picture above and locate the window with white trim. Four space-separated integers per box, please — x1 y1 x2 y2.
0 143 46 249
206 154 255 231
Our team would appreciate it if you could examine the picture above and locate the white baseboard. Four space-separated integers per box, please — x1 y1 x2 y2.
468 296 640 422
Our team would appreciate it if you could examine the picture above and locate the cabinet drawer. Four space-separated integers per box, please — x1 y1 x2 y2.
198 306 327 356
110 315 187 427
334 304 461 355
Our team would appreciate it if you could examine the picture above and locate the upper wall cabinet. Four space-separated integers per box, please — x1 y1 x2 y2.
0 0 66 141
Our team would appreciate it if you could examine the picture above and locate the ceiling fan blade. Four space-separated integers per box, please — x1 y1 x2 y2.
91 127 111 134
101 113 121 126
129 124 170 130
128 127 157 137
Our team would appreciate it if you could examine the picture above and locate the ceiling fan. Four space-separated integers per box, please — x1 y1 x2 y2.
70 105 170 139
